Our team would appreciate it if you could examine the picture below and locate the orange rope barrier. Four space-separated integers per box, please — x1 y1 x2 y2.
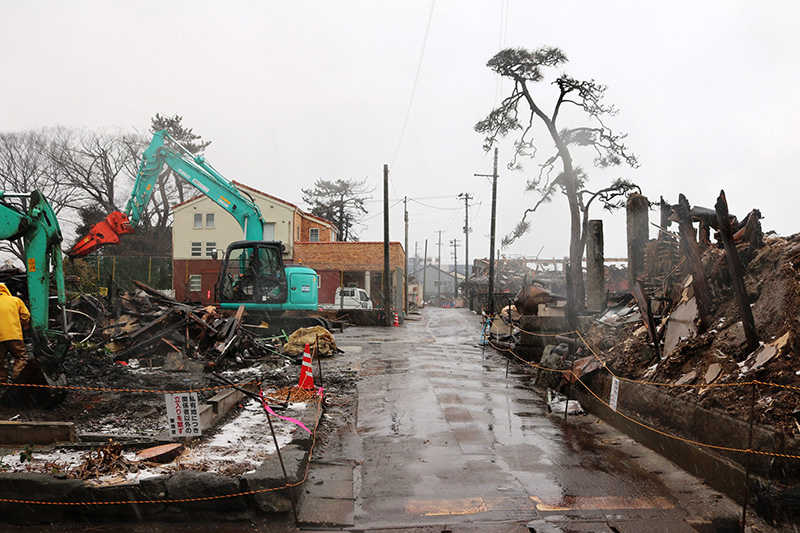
488 338 800 461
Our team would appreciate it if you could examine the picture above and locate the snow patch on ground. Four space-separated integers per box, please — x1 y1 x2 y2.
0 398 306 483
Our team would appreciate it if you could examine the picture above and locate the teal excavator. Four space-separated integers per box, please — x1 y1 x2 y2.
69 130 328 332
0 190 69 406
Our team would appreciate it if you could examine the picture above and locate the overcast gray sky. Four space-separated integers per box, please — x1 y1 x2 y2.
2 1 798 266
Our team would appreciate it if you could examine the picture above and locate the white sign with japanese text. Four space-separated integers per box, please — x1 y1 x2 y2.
609 376 620 412
165 392 202 437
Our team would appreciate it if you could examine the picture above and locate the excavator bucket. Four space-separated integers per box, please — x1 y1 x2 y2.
68 211 134 258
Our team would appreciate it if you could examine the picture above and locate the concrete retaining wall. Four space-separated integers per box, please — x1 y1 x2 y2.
0 422 75 445
577 369 800 525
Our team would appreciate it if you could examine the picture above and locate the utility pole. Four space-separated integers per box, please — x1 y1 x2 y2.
404 196 408 315
383 164 391 327
450 238 460 297
422 239 428 305
458 192 473 295
475 148 498 312
437 230 442 304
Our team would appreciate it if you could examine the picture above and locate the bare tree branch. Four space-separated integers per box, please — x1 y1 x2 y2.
475 45 639 314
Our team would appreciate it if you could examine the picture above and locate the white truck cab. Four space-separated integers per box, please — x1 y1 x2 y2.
322 287 373 309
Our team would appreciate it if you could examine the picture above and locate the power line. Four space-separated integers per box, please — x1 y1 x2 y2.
365 194 456 204
360 199 405 222
390 0 436 168
409 198 462 211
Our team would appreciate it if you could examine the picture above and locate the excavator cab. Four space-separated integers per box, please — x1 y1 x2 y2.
217 241 288 306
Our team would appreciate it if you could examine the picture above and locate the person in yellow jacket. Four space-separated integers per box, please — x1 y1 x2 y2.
0 283 30 382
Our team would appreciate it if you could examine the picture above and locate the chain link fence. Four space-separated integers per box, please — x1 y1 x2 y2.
67 256 172 294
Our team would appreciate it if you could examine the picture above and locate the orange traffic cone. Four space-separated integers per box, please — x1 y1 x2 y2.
393 312 400 327
298 343 314 389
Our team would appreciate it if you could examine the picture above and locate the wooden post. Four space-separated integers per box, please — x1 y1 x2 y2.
383 164 391 327
715 190 759 354
422 240 428 305
315 334 323 388
586 220 604 311
741 381 757 532
626 194 649 289
488 148 498 312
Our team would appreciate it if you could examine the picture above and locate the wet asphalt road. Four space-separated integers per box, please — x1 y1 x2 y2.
318 306 763 533
10 307 771 532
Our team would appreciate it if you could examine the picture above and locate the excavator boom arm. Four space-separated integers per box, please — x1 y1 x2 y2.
0 191 66 336
68 130 266 257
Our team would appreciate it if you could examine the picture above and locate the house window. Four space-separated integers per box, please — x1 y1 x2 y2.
191 242 202 257
309 228 319 242
189 275 202 292
263 222 276 241
193 213 203 228
205 242 216 258
206 213 215 228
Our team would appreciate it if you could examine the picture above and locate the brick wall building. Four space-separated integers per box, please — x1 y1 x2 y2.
293 241 406 310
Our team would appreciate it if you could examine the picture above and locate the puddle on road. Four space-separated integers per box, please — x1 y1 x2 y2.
337 345 363 353
514 397 541 406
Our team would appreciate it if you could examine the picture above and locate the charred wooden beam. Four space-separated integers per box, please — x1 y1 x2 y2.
114 319 192 360
675 194 713 331
132 280 178 303
632 280 662 361
114 309 178 343
715 190 760 355
207 305 247 370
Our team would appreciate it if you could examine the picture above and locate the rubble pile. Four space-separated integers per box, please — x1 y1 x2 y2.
0 281 344 440
583 232 800 435
94 281 284 372
0 264 26 296
469 257 533 293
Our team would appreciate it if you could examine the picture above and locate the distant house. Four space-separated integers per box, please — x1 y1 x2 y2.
412 264 456 304
171 181 336 303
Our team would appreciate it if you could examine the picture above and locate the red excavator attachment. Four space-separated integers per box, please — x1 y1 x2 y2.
68 211 134 258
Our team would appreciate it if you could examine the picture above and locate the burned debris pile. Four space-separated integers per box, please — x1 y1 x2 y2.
0 280 339 441
94 281 285 373
581 195 800 435
466 257 552 310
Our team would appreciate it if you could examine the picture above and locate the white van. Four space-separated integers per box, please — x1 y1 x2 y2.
320 287 373 310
